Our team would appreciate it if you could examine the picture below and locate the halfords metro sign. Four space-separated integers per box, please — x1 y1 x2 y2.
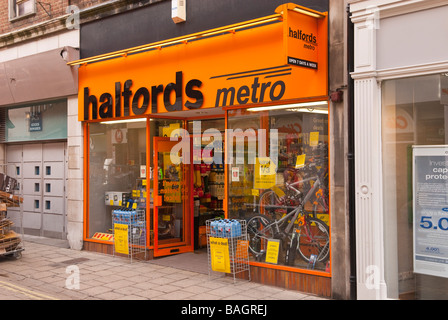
78 4 328 121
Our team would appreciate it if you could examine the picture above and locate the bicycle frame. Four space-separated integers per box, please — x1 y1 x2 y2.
264 173 322 237
283 165 327 202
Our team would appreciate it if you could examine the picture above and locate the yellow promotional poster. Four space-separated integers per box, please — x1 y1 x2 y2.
254 157 276 189
265 239 281 264
209 237 231 273
75 4 328 121
114 223 129 255
295 154 306 168
309 132 320 147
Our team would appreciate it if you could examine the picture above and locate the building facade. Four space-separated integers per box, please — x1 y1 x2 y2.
350 0 448 300
0 0 80 243
1 0 353 299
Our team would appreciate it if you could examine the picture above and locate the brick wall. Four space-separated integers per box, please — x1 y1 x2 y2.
0 1 161 47
0 0 108 35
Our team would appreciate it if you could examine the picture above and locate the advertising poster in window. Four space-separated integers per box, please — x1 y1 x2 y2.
413 146 448 278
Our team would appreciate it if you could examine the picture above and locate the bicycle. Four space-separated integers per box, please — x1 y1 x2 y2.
258 159 329 221
247 162 330 266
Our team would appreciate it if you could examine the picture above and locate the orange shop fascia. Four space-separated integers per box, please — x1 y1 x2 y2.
72 3 329 121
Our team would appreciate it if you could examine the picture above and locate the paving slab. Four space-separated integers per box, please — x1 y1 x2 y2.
0 235 331 303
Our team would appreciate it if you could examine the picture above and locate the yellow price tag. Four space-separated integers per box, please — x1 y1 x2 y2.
310 132 319 147
132 190 141 197
296 154 306 168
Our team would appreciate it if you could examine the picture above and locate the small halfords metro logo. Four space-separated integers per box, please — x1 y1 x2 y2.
289 27 317 45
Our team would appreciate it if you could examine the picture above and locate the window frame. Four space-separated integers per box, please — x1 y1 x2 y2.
9 0 36 21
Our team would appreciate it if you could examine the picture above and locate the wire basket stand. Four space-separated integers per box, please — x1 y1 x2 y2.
206 218 250 284
112 208 147 263
0 164 24 259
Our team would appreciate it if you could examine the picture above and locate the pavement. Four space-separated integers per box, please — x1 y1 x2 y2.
0 235 329 302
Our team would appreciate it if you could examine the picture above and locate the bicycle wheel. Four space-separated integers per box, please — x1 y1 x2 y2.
258 189 285 219
247 215 274 257
297 217 329 263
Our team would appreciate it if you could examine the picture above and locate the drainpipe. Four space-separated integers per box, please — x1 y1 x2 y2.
346 2 357 301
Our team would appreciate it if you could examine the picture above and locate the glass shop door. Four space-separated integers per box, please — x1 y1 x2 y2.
153 137 193 257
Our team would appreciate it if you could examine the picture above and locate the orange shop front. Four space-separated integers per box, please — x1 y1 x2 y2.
71 3 331 296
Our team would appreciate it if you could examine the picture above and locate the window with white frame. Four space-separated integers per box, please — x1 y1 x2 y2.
9 0 36 20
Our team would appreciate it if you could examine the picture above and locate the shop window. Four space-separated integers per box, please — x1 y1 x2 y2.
87 119 147 239
227 105 330 272
382 73 448 299
5 100 67 143
9 0 36 20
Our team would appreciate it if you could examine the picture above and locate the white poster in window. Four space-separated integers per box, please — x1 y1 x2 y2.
413 145 448 278
231 167 239 182
111 128 128 144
